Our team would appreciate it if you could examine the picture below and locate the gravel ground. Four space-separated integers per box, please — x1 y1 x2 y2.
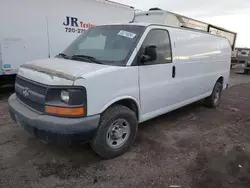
0 72 250 188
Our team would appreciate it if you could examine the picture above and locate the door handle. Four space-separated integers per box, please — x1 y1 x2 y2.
172 66 176 78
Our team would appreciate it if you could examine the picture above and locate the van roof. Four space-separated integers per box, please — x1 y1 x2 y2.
99 22 219 30
97 22 231 40
98 22 151 27
98 22 219 31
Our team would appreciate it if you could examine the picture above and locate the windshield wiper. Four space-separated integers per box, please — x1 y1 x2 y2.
56 53 70 59
71 55 103 64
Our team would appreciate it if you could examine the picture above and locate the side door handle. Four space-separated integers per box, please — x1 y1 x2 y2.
172 66 176 78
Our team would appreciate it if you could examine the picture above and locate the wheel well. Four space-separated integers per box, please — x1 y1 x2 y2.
112 99 139 120
217 76 224 85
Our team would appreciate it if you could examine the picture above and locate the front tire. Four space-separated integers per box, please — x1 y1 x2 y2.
204 82 223 108
91 105 138 159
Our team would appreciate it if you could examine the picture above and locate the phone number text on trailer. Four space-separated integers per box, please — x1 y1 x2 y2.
65 28 85 33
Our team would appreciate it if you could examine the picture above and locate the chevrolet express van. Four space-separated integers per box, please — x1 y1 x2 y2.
8 23 231 159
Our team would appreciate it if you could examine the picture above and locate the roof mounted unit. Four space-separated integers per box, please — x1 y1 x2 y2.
133 9 237 50
149 8 162 11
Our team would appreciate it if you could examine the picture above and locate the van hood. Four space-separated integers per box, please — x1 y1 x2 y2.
18 58 110 85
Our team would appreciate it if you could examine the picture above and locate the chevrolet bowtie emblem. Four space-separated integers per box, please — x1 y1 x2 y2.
22 87 30 97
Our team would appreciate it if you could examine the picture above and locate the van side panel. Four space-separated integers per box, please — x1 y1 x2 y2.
139 26 231 122
73 67 140 119
168 27 231 101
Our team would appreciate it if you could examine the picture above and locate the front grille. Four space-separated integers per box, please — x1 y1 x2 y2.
16 93 45 113
15 76 47 113
15 76 47 95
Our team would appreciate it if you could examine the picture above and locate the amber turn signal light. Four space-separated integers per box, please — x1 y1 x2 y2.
45 106 84 116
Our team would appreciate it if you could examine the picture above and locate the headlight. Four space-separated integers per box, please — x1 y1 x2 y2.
45 87 87 117
61 90 70 103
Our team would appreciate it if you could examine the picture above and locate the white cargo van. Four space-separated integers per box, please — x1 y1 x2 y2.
9 22 231 159
0 0 134 77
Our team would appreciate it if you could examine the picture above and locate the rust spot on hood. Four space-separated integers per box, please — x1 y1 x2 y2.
21 64 75 81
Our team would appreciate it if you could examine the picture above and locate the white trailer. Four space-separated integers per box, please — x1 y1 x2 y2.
0 0 134 76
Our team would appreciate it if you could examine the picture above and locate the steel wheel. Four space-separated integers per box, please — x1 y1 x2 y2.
106 118 131 149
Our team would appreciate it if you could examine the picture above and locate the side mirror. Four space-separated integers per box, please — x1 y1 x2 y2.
141 45 157 64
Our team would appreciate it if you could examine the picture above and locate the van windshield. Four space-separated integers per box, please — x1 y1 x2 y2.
60 25 145 66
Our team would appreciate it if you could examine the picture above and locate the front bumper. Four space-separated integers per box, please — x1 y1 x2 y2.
8 94 100 144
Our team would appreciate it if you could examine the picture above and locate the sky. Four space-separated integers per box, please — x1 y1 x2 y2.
114 0 250 47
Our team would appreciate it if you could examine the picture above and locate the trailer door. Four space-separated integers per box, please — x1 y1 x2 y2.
0 0 49 74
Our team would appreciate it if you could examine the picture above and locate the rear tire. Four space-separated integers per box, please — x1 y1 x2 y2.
204 82 223 108
244 69 249 74
91 105 138 159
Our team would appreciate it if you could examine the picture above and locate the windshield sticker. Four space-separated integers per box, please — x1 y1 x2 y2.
118 30 136 39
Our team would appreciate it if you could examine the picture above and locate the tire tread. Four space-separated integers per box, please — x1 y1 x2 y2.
204 82 222 108
91 105 137 159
